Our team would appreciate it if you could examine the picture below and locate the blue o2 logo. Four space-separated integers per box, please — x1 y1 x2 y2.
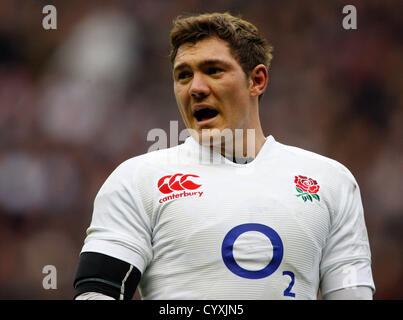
221 223 284 279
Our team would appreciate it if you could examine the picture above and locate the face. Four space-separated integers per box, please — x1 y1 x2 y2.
173 37 259 147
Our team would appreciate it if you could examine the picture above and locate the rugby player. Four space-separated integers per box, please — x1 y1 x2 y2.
74 12 375 300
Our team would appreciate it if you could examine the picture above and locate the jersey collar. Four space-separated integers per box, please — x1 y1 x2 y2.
184 135 277 167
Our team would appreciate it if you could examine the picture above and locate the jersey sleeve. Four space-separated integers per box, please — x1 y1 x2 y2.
80 159 153 274
319 167 375 297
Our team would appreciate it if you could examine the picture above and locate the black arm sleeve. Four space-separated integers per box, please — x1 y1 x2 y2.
73 252 141 300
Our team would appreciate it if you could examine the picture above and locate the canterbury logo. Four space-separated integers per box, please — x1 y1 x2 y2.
158 173 202 194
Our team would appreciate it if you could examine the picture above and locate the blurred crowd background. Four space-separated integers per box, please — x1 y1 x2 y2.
0 0 401 299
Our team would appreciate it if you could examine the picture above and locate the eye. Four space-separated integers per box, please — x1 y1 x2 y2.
177 71 192 80
207 67 223 75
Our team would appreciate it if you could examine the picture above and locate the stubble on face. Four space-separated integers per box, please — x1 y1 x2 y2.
173 37 258 157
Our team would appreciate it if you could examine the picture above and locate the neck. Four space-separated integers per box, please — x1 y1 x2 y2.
214 127 266 160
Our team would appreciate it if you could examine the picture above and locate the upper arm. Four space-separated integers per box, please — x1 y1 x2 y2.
320 169 375 296
75 160 152 299
82 159 153 272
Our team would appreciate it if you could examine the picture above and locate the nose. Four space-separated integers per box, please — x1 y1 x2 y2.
189 73 210 100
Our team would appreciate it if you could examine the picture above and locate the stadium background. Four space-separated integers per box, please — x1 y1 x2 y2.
0 0 401 299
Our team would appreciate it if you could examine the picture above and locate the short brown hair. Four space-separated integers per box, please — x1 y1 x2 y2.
169 12 273 76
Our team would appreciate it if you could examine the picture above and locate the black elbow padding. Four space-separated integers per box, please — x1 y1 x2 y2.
73 252 141 300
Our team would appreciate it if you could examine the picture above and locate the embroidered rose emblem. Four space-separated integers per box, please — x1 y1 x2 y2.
294 175 320 202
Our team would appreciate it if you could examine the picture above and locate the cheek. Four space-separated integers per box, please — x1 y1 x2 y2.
222 78 250 103
174 87 188 110
223 83 249 116
174 87 194 127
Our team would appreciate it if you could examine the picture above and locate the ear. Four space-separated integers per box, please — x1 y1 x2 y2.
249 64 269 98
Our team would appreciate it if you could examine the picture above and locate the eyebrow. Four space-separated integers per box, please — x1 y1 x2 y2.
173 59 232 73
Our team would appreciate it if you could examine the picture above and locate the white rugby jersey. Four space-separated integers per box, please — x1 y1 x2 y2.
81 136 375 299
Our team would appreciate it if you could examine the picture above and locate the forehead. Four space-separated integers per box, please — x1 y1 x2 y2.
174 37 239 69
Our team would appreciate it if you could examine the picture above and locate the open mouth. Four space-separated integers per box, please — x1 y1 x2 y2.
193 107 219 122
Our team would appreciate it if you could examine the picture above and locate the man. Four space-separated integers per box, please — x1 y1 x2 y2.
74 12 375 300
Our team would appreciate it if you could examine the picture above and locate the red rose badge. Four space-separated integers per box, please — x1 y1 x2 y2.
294 175 320 202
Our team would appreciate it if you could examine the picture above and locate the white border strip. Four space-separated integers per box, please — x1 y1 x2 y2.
119 265 134 300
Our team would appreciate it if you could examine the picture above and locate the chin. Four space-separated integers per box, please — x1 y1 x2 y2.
190 126 235 149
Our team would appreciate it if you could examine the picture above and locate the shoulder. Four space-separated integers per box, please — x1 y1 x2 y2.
275 140 357 183
116 142 189 172
98 143 188 194
271 139 363 225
